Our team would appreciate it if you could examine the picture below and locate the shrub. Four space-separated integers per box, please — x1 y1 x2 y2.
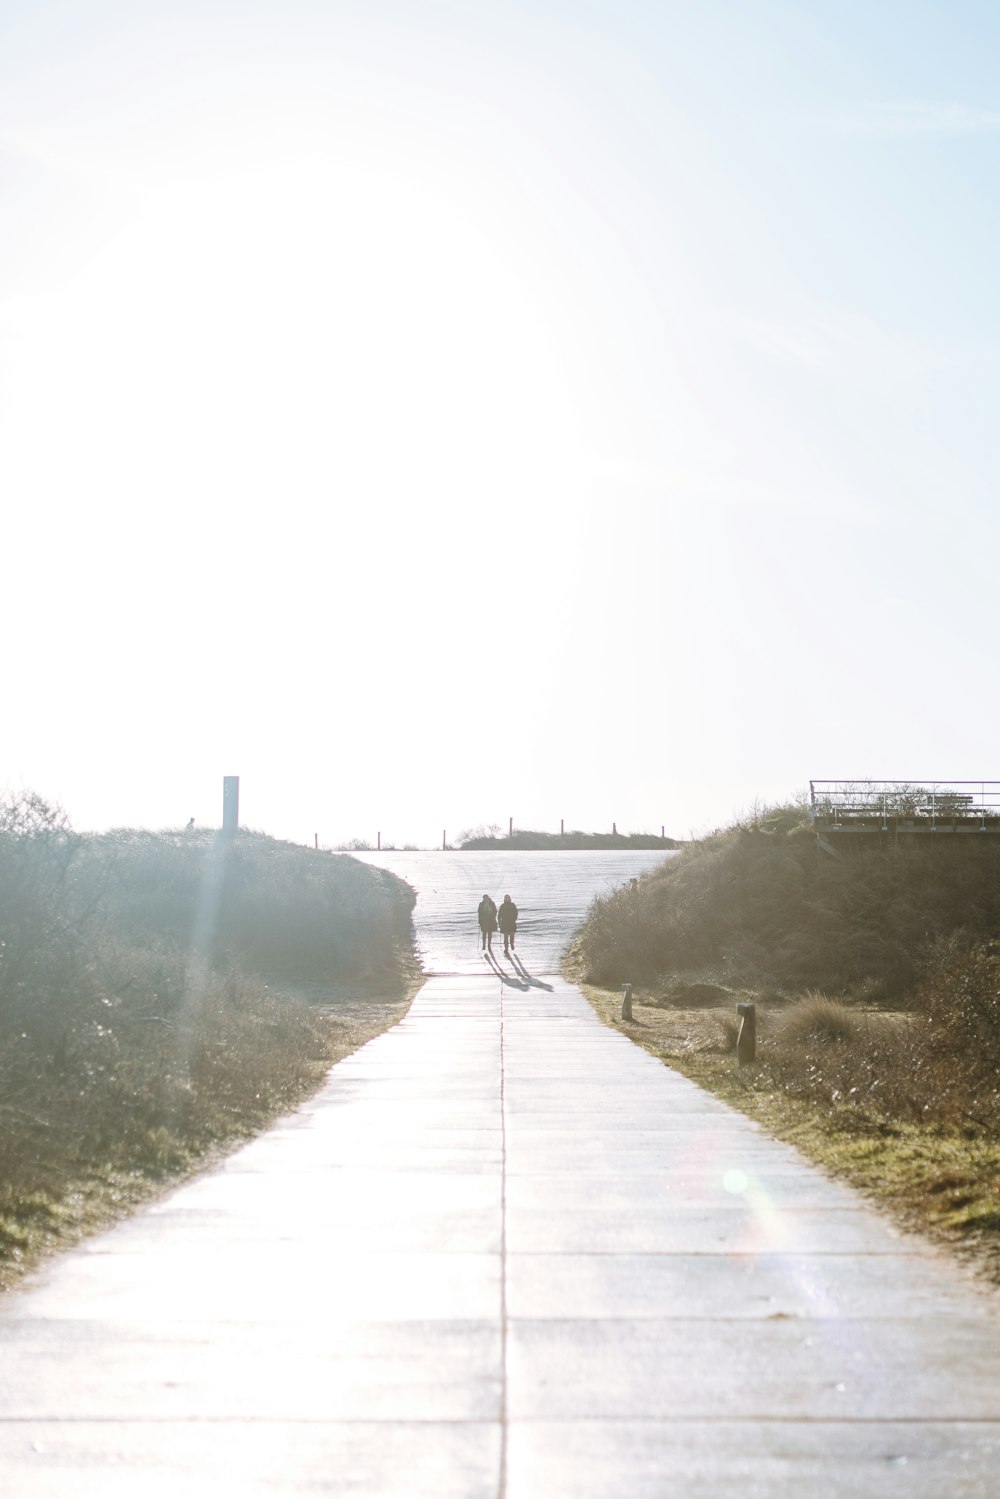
909 943 1000 1125
0 792 87 1022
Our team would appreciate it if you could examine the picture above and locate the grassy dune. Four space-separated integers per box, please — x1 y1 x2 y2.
0 793 419 1289
570 802 1000 995
569 803 1000 1282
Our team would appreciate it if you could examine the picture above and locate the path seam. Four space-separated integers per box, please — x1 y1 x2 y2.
497 977 509 1499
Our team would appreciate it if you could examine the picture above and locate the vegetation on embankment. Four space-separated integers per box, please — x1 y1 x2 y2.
569 801 1000 994
569 803 1000 1284
0 793 419 1289
458 826 680 850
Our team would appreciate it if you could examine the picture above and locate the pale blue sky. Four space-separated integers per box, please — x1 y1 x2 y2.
2 1 999 843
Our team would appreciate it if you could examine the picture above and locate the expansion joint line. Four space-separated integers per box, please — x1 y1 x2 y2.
497 979 509 1499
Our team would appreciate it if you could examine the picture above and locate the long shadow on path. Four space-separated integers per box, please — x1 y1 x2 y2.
482 949 529 989
508 951 554 991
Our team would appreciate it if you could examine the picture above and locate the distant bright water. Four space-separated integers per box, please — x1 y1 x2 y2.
354 849 677 975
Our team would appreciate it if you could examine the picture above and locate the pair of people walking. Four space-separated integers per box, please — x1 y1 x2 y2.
477 893 518 956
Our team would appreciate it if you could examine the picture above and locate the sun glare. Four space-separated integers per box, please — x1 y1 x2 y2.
6 155 585 559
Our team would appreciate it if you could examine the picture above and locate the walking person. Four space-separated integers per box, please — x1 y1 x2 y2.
497 893 518 956
477 893 498 952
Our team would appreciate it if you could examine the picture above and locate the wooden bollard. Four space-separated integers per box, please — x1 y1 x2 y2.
621 983 633 1021
736 1002 756 1065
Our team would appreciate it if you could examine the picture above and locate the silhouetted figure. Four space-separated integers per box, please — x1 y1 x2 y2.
497 894 518 956
186 817 195 831
478 894 498 951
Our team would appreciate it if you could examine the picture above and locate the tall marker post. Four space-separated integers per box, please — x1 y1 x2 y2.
222 776 240 838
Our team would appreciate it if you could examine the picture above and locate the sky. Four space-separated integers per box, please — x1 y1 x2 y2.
3 0 1000 846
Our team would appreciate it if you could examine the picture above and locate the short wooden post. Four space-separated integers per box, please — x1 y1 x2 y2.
314 833 318 850
443 829 447 850
560 818 564 836
736 1002 756 1064
377 831 381 850
509 816 513 837
621 983 633 1021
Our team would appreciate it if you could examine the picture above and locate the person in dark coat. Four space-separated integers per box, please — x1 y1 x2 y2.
477 894 498 951
497 894 518 955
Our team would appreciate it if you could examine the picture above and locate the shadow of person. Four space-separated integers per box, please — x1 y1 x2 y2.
508 951 554 991
483 948 529 989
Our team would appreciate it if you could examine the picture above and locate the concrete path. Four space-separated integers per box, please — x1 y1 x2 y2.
2 974 1000 1496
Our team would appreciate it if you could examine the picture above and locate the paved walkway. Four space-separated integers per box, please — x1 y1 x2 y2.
2 974 1000 1496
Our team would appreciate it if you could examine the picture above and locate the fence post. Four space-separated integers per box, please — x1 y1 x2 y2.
621 983 633 1021
736 1002 756 1064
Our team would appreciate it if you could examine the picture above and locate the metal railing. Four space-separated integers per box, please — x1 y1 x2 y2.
810 780 1000 831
